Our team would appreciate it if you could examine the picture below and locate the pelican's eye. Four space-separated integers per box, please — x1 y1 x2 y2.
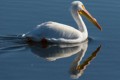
78 5 85 15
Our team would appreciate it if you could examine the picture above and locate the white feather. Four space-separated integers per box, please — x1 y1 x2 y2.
22 21 83 43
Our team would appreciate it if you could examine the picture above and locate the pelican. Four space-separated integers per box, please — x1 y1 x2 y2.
22 1 102 44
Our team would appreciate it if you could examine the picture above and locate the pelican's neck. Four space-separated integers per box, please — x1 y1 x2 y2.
71 8 88 35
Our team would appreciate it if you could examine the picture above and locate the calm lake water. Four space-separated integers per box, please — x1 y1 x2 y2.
0 0 120 80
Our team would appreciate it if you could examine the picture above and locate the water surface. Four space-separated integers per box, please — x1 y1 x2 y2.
0 0 120 80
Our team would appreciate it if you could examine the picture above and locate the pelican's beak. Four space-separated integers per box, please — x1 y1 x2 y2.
78 6 102 31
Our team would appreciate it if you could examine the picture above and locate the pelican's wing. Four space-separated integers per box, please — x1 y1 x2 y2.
22 21 82 43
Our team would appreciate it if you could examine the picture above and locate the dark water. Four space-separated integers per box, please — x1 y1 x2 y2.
0 0 120 80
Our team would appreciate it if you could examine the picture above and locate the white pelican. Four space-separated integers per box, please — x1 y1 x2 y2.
22 1 102 44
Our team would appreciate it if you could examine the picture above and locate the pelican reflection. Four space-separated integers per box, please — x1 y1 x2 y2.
29 41 88 61
29 40 101 79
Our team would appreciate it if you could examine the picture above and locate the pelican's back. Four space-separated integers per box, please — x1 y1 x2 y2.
22 21 83 43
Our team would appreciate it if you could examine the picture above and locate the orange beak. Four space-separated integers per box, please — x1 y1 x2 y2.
78 6 102 31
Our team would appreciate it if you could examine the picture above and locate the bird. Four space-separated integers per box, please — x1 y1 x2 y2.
22 1 102 44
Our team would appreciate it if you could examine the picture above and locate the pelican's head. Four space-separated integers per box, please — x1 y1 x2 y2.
71 1 102 31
